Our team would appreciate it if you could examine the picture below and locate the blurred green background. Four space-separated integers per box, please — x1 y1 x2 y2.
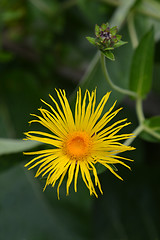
0 0 160 239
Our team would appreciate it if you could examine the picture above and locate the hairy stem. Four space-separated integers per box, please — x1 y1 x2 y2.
136 97 145 124
100 53 137 97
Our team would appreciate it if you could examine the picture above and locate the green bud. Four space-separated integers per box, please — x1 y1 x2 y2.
86 22 127 61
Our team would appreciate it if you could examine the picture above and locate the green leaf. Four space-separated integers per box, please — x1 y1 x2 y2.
86 37 96 46
0 164 91 240
116 35 122 40
110 26 118 35
101 23 107 31
134 13 160 42
104 47 114 51
145 116 160 129
103 51 115 61
0 139 42 156
140 116 160 142
95 24 100 36
114 40 128 48
94 164 160 239
129 28 154 98
137 0 160 21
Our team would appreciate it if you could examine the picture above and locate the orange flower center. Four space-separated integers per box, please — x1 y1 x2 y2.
64 132 92 160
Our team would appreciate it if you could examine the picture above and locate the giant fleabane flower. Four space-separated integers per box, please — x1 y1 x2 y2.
24 88 135 199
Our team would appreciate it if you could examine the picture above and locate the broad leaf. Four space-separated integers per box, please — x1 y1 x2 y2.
134 14 160 42
94 163 160 239
140 116 160 142
137 0 160 21
0 164 91 240
129 28 154 98
0 138 41 156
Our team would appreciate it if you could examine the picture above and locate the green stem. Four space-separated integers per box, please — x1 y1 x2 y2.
136 97 145 124
127 12 139 49
100 53 137 97
123 124 144 146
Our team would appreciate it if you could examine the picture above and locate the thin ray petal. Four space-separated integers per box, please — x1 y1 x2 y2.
24 88 135 199
101 162 123 180
57 170 67 200
74 161 80 192
66 161 76 195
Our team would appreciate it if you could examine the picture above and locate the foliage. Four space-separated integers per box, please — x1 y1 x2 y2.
0 0 160 239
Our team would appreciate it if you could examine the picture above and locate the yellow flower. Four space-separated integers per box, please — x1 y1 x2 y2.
24 88 134 199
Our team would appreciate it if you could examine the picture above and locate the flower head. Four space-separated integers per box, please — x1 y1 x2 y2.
24 88 134 199
86 23 127 61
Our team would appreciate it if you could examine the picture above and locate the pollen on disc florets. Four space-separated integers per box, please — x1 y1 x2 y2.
63 131 92 160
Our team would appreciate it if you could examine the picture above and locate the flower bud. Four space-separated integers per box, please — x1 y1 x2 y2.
86 23 127 61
